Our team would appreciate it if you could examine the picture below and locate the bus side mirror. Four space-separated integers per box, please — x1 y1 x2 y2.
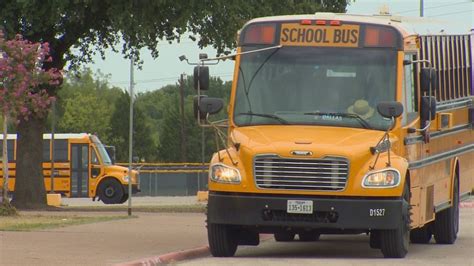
194 95 206 120
376 101 404 119
104 146 116 164
194 95 223 120
420 96 437 122
194 66 209 90
420 68 438 95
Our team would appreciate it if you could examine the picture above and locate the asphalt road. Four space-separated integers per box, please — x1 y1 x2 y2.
1 212 208 266
181 204 474 265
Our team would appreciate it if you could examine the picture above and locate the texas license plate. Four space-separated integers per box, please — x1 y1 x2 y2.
287 200 313 214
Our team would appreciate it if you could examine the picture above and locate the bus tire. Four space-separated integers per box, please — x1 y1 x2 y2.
410 224 432 244
98 179 124 204
434 176 459 244
208 223 238 257
119 194 129 204
298 232 320 241
274 232 295 242
380 181 410 258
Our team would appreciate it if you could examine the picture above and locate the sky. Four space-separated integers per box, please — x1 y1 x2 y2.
86 0 473 92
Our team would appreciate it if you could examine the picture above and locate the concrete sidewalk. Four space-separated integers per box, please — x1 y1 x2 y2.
0 212 208 266
61 196 203 207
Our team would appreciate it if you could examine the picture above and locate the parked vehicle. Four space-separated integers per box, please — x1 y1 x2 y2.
0 133 140 204
190 12 474 258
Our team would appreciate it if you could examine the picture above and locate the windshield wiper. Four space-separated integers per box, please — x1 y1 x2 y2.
236 112 290 125
241 46 281 98
304 112 373 129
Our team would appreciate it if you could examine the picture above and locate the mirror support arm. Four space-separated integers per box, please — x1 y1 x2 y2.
408 121 431 133
207 114 238 166
369 117 394 170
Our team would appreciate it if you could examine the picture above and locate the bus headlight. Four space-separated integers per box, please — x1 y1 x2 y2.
362 169 400 188
210 163 241 184
123 175 129 182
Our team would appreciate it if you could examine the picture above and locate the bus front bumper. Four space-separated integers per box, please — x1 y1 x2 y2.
208 192 404 230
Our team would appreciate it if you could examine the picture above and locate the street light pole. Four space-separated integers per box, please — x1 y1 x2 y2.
179 73 187 163
420 0 424 17
200 127 204 191
50 100 55 193
128 56 134 216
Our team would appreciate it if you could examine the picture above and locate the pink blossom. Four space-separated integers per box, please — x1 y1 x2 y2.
0 31 62 123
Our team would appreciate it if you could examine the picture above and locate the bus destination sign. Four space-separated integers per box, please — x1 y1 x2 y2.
280 23 360 47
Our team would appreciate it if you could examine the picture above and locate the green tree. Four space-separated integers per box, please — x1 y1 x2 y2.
0 0 349 208
55 69 122 144
109 91 156 162
157 100 182 162
153 76 231 162
59 93 108 134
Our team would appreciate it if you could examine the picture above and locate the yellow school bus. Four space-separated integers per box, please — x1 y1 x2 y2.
191 13 474 258
0 133 139 204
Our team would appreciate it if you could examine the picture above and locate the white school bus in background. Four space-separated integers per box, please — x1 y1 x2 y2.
0 133 139 204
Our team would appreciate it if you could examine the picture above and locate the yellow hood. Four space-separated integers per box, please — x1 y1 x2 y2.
103 164 139 184
231 125 386 160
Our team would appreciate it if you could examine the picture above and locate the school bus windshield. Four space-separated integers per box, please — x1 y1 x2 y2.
91 136 113 165
233 46 397 130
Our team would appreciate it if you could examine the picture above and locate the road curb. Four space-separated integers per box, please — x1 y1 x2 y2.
115 234 274 265
116 246 210 266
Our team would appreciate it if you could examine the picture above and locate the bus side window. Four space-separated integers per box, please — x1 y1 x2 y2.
402 54 417 125
43 139 51 162
0 140 15 162
91 148 99 165
53 140 68 162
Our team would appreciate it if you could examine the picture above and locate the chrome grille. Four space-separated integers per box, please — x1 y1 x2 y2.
254 155 349 191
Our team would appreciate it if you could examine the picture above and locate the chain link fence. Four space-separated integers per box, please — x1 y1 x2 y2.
118 163 208 196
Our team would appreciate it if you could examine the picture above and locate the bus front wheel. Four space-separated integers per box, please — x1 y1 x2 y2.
119 193 129 204
208 223 238 257
380 181 410 258
98 179 124 204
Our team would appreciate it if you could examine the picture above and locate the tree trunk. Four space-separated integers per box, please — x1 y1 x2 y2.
2 113 8 204
11 115 47 208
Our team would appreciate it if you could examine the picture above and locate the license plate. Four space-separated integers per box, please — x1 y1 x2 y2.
287 200 313 214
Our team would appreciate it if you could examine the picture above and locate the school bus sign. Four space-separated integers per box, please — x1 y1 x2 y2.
280 23 360 47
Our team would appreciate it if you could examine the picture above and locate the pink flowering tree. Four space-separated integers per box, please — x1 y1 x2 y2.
0 32 61 208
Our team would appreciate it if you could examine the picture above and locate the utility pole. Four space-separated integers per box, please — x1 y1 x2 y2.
420 0 424 17
50 100 55 193
128 56 134 217
200 127 205 191
179 73 187 162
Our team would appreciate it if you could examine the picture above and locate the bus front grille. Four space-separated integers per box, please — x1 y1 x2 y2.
254 155 349 191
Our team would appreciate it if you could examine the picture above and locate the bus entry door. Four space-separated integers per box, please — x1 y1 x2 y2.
71 144 89 197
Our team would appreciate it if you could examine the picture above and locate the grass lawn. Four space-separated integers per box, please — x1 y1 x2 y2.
0 214 132 231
